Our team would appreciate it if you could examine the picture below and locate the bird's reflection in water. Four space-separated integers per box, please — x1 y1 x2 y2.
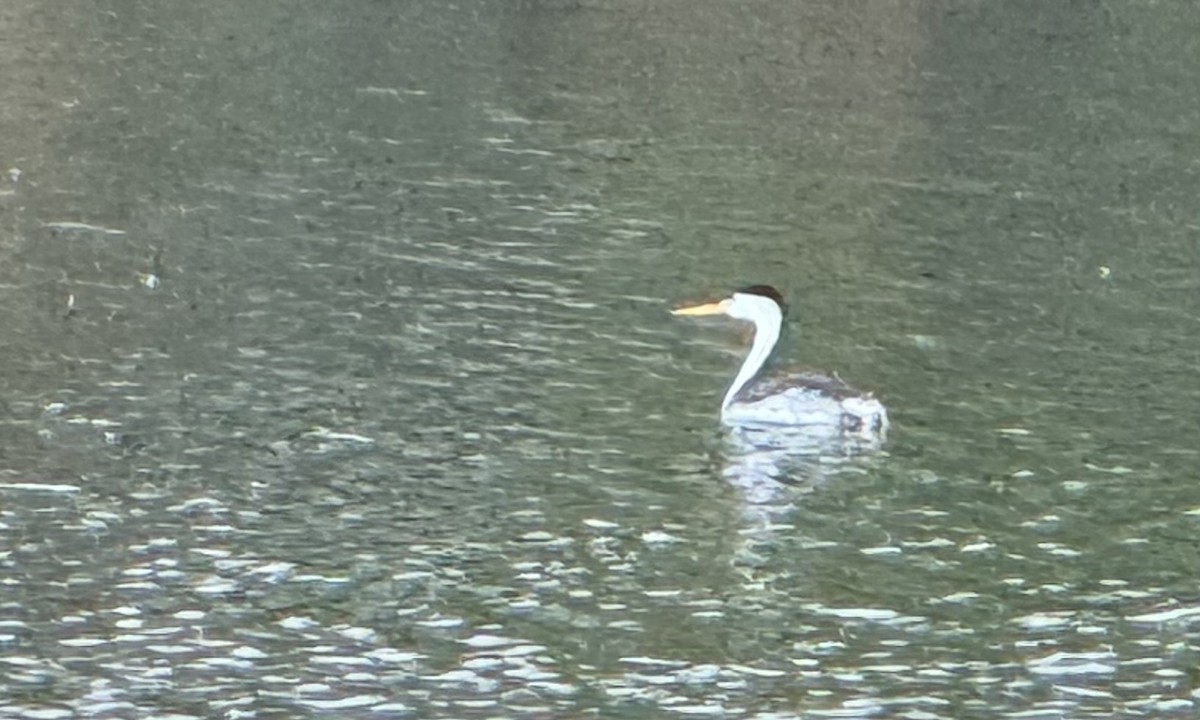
721 422 887 527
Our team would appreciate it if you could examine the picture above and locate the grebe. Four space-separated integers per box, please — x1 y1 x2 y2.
672 285 887 435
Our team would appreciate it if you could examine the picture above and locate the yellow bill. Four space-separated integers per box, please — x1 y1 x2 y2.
670 299 729 317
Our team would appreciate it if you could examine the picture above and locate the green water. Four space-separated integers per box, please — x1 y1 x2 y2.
2 2 1200 717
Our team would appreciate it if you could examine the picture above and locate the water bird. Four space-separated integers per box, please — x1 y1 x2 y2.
671 284 887 435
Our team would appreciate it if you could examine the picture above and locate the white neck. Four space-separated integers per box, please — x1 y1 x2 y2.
720 296 782 413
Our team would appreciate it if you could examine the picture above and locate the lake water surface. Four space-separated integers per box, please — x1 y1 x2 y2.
4 2 1200 718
